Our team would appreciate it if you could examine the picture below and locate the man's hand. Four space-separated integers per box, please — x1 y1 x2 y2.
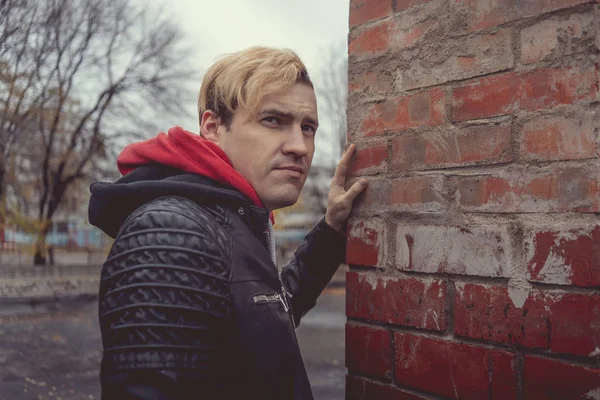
324 144 368 232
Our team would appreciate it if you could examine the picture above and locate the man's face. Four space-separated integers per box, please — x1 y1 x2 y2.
204 83 318 210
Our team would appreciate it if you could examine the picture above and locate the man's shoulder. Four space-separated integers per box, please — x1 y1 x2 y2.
120 195 229 242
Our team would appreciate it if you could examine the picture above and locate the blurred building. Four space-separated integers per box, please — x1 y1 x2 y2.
1 217 111 250
273 164 334 264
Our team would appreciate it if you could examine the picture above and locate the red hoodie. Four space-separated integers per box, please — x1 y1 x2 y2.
117 126 272 220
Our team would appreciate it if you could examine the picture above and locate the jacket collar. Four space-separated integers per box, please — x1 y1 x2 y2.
89 164 271 238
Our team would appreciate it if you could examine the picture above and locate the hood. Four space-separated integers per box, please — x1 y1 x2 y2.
88 169 270 240
117 126 266 209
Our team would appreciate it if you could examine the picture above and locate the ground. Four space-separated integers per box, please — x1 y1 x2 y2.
0 287 346 400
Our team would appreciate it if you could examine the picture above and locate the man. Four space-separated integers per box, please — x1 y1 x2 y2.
88 46 367 399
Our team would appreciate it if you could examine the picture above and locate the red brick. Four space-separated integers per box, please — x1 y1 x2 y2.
349 140 388 176
451 72 519 122
351 178 391 214
349 68 392 96
395 225 511 277
392 124 512 171
347 219 387 267
346 271 447 331
451 64 600 121
520 114 598 162
346 324 391 379
349 20 392 58
389 175 447 211
520 66 599 111
457 167 600 213
392 17 436 51
451 0 515 33
398 29 513 91
358 88 446 137
385 2 451 52
349 0 393 27
454 283 600 356
520 12 599 64
351 4 445 59
524 356 600 400
526 225 600 287
347 376 429 400
394 333 517 399
454 284 547 349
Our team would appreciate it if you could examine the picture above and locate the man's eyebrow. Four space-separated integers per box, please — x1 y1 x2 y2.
258 108 319 127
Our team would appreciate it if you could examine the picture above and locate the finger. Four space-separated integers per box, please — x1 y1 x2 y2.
332 143 356 186
343 178 368 203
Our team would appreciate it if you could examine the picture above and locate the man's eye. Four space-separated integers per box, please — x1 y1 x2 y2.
262 116 281 125
302 125 316 136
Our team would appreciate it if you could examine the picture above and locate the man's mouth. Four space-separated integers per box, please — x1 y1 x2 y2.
275 165 304 174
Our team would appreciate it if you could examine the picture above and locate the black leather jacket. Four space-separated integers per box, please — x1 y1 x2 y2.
88 165 345 399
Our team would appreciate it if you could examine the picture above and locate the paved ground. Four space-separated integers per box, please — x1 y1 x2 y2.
0 287 346 400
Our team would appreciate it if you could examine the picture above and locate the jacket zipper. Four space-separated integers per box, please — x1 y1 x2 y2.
265 227 296 328
253 293 289 313
277 276 295 328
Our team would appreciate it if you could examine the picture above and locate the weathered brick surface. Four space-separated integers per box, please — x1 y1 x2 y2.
350 1 453 60
358 88 446 137
450 0 515 33
457 167 600 213
452 0 595 34
346 324 392 379
347 271 447 331
515 0 596 19
394 333 517 399
349 139 388 176
346 219 387 267
389 175 447 211
455 283 600 356
524 356 600 400
395 225 512 277
347 376 428 400
392 124 512 171
397 29 514 91
349 20 393 58
347 1 600 398
520 11 599 64
520 113 598 162
349 0 393 27
525 224 600 287
395 0 432 12
349 66 393 97
351 178 391 214
451 64 600 121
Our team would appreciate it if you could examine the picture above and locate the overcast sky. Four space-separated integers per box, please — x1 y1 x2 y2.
161 0 351 164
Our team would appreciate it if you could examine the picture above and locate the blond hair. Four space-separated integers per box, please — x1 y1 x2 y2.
198 46 313 128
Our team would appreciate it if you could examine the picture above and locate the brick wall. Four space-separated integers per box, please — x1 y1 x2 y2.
346 0 600 398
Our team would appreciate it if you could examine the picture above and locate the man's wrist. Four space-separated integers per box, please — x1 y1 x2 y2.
324 214 343 233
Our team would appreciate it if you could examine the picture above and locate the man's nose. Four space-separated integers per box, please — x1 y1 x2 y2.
282 125 309 157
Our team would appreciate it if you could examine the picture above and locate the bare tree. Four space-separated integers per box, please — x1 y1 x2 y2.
0 0 195 264
0 0 53 205
303 41 348 215
316 40 348 166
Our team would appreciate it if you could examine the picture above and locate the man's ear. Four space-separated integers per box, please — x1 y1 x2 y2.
200 110 223 144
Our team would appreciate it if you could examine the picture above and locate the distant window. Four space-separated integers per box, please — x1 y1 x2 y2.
56 222 68 233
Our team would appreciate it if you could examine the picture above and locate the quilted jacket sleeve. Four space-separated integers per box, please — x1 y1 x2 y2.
98 197 231 400
281 218 346 326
